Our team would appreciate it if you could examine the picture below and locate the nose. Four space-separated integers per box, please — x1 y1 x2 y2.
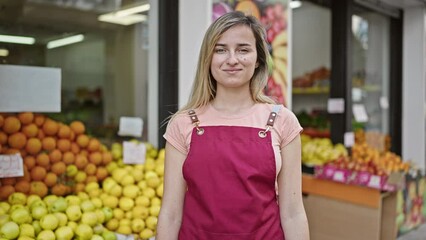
226 52 239 65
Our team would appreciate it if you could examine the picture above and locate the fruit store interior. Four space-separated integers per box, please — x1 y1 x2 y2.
1 0 426 240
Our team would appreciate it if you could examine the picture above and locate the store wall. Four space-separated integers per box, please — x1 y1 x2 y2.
403 7 426 172
178 0 212 107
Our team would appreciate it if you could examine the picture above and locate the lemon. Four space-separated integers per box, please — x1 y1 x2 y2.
146 177 161 188
138 181 148 191
132 206 149 220
120 175 135 186
145 216 158 230
102 178 117 193
112 169 127 182
119 219 131 227
113 208 124 220
134 164 145 171
125 211 133 220
102 196 118 209
155 164 165 177
151 197 162 207
135 196 150 207
131 168 144 182
88 189 102 198
84 182 99 193
105 219 119 231
144 171 158 180
119 197 134 212
108 185 122 198
140 228 154 239
156 184 164 198
122 185 140 199
142 188 156 199
90 198 103 209
131 219 145 233
149 205 161 217
116 225 132 235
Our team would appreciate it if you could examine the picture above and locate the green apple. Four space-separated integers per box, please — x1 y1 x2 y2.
92 224 104 235
66 205 82 222
101 207 113 222
54 212 68 227
11 208 32 224
81 212 97 227
75 224 93 240
102 230 117 240
8 192 27 205
31 206 48 220
55 226 74 240
36 230 55 240
40 214 59 231
32 221 42 235
66 221 77 232
49 197 68 213
9 204 25 213
94 209 105 224
30 200 47 210
26 195 42 207
19 224 35 238
0 215 10 228
65 195 81 206
80 200 95 213
43 195 58 207
0 222 20 239
91 234 103 240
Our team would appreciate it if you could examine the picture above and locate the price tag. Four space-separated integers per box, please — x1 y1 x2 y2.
327 98 345 113
368 175 382 188
352 88 363 102
380 96 389 109
118 117 143 137
123 141 146 164
344 132 355 147
352 104 369 122
0 154 24 178
333 171 345 182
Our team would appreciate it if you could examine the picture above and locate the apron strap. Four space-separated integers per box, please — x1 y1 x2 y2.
259 105 281 138
188 110 204 135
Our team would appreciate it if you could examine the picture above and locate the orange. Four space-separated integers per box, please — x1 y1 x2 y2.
0 185 15 200
8 132 27 149
1 177 16 186
37 130 45 140
49 149 62 164
0 114 4 128
42 137 56 151
34 114 46 127
51 162 66 175
89 152 102 166
15 180 31 194
0 132 7 145
2 116 21 134
74 154 88 170
76 134 89 148
84 163 97 176
51 184 69 196
62 151 75 165
80 149 88 157
70 121 85 135
102 152 113 165
87 138 100 152
42 119 59 136
58 125 72 139
36 152 50 168
30 166 47 181
74 183 85 193
96 167 109 181
69 131 76 141
44 172 58 187
29 181 48 198
85 175 98 184
57 139 71 152
25 138 42 155
22 123 39 138
70 142 80 155
18 112 34 125
24 155 36 170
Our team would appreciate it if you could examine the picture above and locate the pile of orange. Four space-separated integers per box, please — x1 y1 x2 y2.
0 112 113 200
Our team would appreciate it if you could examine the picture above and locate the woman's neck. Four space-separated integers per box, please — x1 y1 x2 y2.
211 91 255 114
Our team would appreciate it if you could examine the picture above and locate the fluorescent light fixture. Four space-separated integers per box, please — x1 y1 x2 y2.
0 49 9 57
47 34 84 49
0 34 35 45
290 0 302 9
98 3 149 25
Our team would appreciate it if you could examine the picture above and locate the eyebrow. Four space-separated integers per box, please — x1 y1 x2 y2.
215 43 253 47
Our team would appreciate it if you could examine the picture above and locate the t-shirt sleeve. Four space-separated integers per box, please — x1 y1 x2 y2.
163 115 189 155
278 107 303 148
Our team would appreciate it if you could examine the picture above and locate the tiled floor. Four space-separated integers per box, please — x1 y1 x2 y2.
397 224 426 240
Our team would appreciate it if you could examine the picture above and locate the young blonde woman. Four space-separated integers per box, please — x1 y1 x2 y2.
156 11 309 240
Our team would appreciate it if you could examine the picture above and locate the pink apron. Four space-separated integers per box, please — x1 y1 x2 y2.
178 107 285 240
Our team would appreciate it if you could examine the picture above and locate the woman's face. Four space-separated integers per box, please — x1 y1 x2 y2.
210 24 258 91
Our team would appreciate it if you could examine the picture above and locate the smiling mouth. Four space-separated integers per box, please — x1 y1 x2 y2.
224 69 242 73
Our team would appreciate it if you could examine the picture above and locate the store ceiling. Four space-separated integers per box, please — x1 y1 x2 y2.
380 0 426 8
0 0 146 45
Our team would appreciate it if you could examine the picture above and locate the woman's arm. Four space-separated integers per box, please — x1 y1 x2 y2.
278 134 310 240
156 142 187 240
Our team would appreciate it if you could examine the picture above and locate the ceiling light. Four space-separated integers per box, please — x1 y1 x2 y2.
98 3 150 26
47 34 84 49
0 49 9 57
290 0 302 9
0 34 35 45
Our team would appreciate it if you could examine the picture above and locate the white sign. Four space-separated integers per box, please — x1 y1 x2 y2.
344 132 355 147
380 96 389 109
327 98 345 113
0 154 24 178
0 65 61 112
123 141 146 164
118 117 143 137
352 104 369 122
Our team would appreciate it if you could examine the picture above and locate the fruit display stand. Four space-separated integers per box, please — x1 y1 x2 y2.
302 174 397 240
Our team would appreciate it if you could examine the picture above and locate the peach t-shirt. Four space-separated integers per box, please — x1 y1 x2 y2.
164 103 303 175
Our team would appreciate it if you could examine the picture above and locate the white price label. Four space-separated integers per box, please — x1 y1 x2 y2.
344 132 355 147
333 171 345 182
0 154 24 178
123 141 146 164
118 117 143 137
327 98 345 113
380 96 389 109
368 175 382 188
352 104 369 123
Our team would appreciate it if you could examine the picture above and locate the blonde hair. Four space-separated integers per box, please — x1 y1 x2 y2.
176 11 274 117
